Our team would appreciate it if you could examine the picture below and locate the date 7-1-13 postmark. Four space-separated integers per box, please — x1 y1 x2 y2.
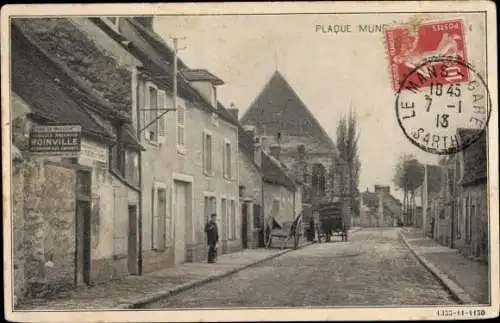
395 56 491 155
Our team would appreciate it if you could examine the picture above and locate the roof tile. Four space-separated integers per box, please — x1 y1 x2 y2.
241 71 336 152
458 129 487 186
12 25 112 140
13 18 133 118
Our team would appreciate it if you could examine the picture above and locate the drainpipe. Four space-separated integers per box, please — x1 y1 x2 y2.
135 69 143 275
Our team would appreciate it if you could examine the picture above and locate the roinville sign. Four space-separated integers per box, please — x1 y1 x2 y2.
29 124 82 157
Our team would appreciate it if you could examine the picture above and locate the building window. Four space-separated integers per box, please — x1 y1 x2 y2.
143 83 167 144
312 163 326 197
145 84 158 142
176 104 186 147
110 125 125 177
152 186 168 251
223 140 232 179
203 131 213 176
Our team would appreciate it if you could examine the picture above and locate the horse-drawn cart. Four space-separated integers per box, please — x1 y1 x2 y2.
265 212 304 250
317 201 349 242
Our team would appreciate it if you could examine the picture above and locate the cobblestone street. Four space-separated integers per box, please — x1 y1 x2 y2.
143 228 457 308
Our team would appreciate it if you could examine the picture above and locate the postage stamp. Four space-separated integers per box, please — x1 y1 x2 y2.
385 19 470 92
1 2 498 323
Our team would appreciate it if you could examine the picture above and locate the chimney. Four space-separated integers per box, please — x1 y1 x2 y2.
228 102 239 120
134 16 154 31
270 143 281 161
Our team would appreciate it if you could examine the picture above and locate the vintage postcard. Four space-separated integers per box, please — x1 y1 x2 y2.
2 1 498 322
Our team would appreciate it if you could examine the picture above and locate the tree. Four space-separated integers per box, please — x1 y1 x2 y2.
393 154 424 225
336 107 361 219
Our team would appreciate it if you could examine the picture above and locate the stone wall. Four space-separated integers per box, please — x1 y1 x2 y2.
23 159 77 298
12 160 25 304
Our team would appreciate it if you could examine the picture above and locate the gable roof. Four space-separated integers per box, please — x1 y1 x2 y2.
241 70 336 152
458 129 487 186
261 151 296 191
182 69 224 85
382 192 403 207
11 23 113 142
13 18 133 121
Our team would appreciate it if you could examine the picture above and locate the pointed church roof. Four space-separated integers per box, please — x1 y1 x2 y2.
241 71 336 151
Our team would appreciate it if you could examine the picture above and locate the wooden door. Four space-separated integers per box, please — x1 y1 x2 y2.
75 200 91 285
174 182 187 264
241 202 248 249
128 205 138 274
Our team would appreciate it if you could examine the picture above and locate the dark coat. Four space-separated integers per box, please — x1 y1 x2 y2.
204 219 219 245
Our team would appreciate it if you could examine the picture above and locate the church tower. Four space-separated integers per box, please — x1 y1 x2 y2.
241 71 343 206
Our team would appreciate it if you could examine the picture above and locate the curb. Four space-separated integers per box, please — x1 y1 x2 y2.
399 231 476 305
124 246 307 309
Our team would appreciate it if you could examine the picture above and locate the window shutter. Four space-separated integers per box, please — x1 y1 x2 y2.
176 105 185 146
211 135 215 175
152 188 158 249
165 189 171 247
228 143 232 179
222 141 226 178
144 87 150 140
158 90 166 141
202 132 206 173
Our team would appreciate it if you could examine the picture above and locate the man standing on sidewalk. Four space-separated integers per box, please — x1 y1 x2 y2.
205 213 219 263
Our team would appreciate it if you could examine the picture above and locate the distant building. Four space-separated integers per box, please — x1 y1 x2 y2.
455 129 488 262
424 128 488 263
358 185 401 227
240 71 345 208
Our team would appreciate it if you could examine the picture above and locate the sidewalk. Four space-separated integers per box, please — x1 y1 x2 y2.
400 227 489 305
16 243 311 311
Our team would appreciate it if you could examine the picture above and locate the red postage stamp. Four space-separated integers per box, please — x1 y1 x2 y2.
385 19 470 92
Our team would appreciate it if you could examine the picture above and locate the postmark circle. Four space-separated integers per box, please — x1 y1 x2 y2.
395 56 491 155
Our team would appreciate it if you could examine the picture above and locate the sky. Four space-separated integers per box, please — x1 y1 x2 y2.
154 12 485 201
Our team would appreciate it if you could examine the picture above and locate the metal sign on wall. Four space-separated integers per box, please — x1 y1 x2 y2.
29 124 82 157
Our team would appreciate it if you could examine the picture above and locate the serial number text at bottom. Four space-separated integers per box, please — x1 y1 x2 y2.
436 309 486 317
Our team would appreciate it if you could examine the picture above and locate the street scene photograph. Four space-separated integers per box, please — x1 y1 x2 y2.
3 3 498 321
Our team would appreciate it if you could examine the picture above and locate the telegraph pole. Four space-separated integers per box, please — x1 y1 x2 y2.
171 36 186 112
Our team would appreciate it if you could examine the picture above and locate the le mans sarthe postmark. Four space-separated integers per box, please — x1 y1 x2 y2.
386 19 491 155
